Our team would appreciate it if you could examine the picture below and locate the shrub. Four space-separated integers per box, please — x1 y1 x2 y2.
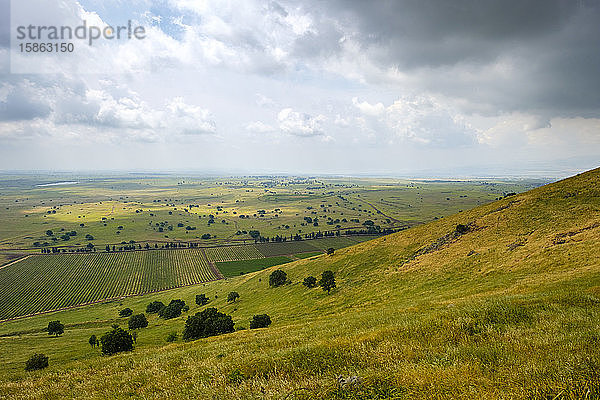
166 332 178 342
227 291 240 303
269 269 288 287
182 308 234 341
196 294 210 306
249 314 271 329
47 320 64 336
25 353 48 371
100 327 133 355
303 276 317 288
456 224 470 234
319 270 336 294
146 301 165 314
128 314 149 330
119 308 133 317
159 299 187 319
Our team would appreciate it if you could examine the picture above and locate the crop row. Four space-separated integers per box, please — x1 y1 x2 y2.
0 250 216 320
204 245 264 262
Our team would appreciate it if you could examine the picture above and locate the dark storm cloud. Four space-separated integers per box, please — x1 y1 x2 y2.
295 0 600 117
331 0 578 67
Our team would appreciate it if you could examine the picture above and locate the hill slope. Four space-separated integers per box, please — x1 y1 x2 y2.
1 168 599 399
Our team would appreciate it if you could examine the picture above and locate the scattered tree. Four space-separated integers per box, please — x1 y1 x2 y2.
195 294 210 306
303 276 317 288
182 308 234 341
47 320 64 336
128 314 148 330
100 326 134 355
25 353 48 371
269 269 288 287
227 291 240 303
319 270 336 294
249 314 271 329
119 308 133 317
146 301 165 314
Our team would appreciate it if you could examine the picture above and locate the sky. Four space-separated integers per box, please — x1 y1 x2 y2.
0 0 599 177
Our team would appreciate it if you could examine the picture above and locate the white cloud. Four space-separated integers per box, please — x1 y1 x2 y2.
278 108 326 137
352 97 385 116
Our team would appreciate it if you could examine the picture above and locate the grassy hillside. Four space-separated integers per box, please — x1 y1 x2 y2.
0 168 598 399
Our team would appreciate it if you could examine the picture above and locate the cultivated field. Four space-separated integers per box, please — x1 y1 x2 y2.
204 244 264 262
0 235 374 320
0 250 217 320
0 174 540 252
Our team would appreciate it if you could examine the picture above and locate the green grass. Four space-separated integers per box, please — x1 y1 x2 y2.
0 169 595 399
216 256 293 277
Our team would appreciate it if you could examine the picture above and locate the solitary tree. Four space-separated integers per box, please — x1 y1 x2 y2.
326 247 335 255
303 276 317 288
227 291 240 303
128 314 149 330
89 335 98 348
47 320 64 336
25 353 49 371
100 326 134 355
249 314 272 329
319 270 336 294
269 269 288 287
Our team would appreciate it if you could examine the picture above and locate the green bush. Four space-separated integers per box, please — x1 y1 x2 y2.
128 314 148 330
456 224 470 234
249 314 271 329
119 308 133 317
269 269 287 287
195 294 210 306
303 276 317 288
182 308 234 341
227 291 240 303
100 327 133 355
25 353 48 371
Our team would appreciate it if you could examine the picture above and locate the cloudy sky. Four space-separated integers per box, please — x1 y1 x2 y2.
0 0 599 177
